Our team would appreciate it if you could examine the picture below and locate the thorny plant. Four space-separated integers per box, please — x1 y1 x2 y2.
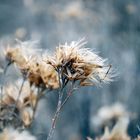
0 39 114 140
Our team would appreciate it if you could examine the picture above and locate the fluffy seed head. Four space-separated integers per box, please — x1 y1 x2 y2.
5 40 41 68
46 39 114 86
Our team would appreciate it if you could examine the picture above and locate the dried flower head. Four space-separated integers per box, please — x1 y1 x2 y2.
3 40 59 89
5 40 41 69
22 57 44 87
23 56 59 89
39 61 59 89
46 39 114 86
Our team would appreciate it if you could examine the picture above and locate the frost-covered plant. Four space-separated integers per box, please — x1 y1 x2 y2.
0 39 114 140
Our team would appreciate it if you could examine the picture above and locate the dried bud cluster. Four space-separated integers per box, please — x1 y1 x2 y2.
4 40 59 89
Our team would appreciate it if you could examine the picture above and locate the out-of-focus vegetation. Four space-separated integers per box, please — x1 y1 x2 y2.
0 0 140 140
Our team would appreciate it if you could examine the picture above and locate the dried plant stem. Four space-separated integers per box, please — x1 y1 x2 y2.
47 87 63 140
15 76 26 106
59 88 73 111
47 81 75 140
32 88 46 122
0 86 3 111
3 61 12 74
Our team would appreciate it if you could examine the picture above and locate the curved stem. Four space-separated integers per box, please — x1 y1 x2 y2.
15 76 26 106
47 86 64 140
46 81 75 140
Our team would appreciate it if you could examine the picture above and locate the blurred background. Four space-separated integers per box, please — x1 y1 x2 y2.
0 0 140 140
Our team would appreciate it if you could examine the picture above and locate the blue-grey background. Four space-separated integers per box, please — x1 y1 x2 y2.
0 0 140 139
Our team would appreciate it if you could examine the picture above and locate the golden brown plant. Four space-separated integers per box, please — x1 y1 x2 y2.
24 57 59 89
0 39 115 140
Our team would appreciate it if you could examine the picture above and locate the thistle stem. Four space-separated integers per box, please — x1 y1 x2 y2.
47 85 64 140
15 76 26 106
46 81 75 140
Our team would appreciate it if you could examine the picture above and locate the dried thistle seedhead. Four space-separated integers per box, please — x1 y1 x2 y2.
5 47 27 67
39 62 59 89
22 56 59 89
22 57 44 87
46 39 114 86
3 40 59 90
4 40 41 69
